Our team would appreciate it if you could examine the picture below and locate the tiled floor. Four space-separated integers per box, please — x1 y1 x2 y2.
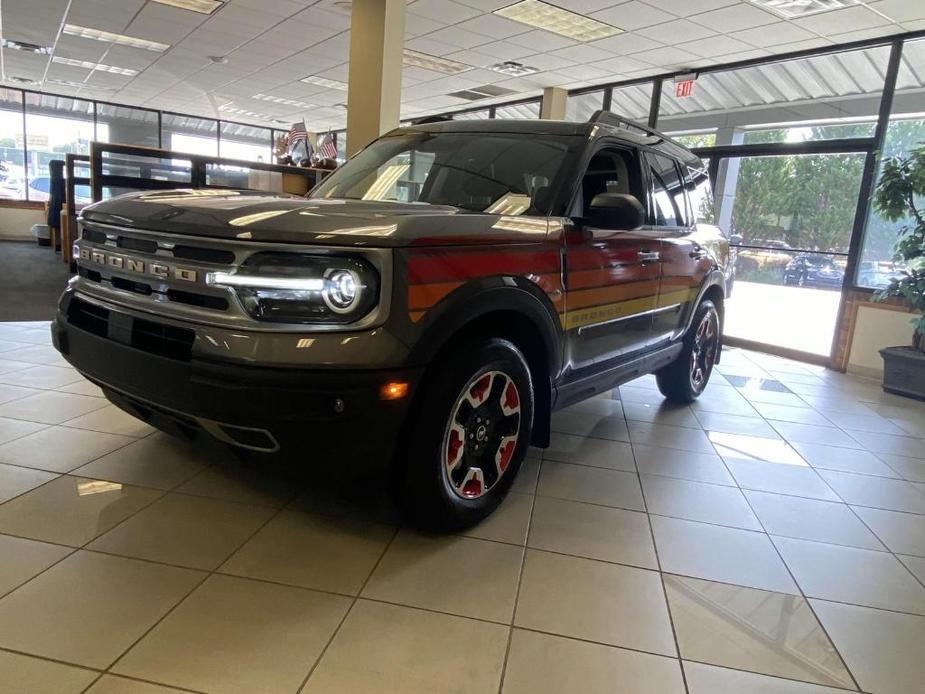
1 321 925 693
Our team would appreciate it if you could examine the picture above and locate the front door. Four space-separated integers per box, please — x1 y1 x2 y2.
564 145 663 372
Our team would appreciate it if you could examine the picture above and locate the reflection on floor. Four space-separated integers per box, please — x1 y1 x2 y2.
2 321 925 693
725 280 842 356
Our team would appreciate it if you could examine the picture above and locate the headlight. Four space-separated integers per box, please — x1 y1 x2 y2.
206 252 379 324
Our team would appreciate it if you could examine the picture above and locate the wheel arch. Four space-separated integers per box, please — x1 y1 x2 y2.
408 277 562 448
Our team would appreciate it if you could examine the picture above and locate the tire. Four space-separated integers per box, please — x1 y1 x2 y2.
393 337 534 531
656 300 720 404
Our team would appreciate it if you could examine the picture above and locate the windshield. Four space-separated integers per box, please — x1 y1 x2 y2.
311 131 582 215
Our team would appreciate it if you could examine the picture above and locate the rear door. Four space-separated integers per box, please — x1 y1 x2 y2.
563 144 663 372
644 151 709 345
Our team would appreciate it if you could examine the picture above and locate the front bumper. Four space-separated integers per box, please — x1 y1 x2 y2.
53 293 421 457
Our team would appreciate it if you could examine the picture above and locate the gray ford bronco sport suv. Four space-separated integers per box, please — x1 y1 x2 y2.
53 111 728 530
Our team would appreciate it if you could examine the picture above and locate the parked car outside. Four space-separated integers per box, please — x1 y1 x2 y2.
53 112 729 530
783 253 845 289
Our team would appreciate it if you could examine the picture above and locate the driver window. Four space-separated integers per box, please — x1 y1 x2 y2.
577 147 640 218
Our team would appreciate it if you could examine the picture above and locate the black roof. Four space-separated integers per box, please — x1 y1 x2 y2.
395 113 701 168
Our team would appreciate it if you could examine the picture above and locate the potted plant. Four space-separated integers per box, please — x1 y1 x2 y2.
874 144 925 399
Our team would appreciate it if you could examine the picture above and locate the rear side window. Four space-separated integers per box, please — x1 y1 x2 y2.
646 153 688 227
686 163 715 226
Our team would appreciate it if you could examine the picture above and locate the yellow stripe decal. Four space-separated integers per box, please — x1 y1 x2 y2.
565 288 698 331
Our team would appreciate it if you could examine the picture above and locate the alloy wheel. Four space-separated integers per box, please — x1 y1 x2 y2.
690 312 718 393
442 370 521 500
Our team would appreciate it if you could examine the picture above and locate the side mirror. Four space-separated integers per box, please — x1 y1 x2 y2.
586 193 644 230
729 233 744 246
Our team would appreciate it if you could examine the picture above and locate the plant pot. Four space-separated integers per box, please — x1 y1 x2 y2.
880 346 925 401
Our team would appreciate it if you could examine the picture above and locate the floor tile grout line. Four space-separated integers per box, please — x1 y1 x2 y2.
634 434 691 694
679 658 870 694
295 523 402 693
735 480 864 693
99 496 293 685
495 454 541 694
841 500 925 592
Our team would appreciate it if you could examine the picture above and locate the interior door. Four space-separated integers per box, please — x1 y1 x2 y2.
564 145 663 372
644 151 707 345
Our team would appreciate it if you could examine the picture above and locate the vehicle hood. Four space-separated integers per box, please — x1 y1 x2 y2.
79 189 550 247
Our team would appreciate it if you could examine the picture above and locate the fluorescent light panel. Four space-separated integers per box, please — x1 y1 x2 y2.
751 0 860 18
52 56 138 76
403 49 471 74
494 0 621 42
252 93 314 109
219 104 276 120
63 24 169 52
300 75 348 90
0 38 52 54
151 0 223 14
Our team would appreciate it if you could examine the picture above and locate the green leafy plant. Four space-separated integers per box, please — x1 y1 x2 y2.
872 144 925 352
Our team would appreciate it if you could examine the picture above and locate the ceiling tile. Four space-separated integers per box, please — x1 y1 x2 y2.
653 0 738 18
407 0 482 24
455 14 530 40
678 34 753 58
507 29 579 52
636 19 717 43
472 40 537 61
550 43 615 64
590 2 677 31
631 45 700 68
423 26 494 49
689 3 779 33
730 21 817 47
796 5 893 35
588 32 663 55
869 0 925 23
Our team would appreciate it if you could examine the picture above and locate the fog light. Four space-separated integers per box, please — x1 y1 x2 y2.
380 381 409 400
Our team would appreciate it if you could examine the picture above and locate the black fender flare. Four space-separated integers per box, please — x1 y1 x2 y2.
407 275 563 378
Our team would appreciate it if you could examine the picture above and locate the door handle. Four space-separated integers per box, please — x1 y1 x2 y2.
637 250 660 262
689 249 708 259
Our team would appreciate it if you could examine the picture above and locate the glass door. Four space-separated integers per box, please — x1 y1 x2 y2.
713 152 867 357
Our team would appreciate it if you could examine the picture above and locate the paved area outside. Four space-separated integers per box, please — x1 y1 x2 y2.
726 281 842 356
1 321 925 693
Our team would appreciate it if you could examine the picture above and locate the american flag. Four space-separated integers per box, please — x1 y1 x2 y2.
288 121 308 146
319 131 337 159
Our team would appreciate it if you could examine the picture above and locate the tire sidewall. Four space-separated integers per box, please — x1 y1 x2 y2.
398 337 534 530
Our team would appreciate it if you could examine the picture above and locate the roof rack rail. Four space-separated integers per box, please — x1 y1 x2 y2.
588 110 662 140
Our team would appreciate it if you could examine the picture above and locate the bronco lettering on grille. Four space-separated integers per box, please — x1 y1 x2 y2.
79 247 198 283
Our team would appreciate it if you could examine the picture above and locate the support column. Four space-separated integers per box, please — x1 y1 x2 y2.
540 87 567 120
712 126 744 236
345 0 405 157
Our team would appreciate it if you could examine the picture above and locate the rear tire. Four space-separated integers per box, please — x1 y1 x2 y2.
393 337 534 531
656 300 720 404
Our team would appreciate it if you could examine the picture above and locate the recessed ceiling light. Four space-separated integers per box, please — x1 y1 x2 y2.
750 0 860 18
489 61 539 77
403 49 471 75
300 75 348 90
0 38 52 54
52 56 138 76
252 93 315 109
151 0 224 14
62 24 169 52
494 0 621 42
8 76 39 85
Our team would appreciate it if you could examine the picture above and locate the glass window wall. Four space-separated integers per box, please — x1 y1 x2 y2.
220 122 272 162
0 89 25 201
856 38 925 288
161 114 218 156
24 94 95 201
96 104 159 148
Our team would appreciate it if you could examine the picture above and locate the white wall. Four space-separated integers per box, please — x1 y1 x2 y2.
848 304 918 377
0 206 45 241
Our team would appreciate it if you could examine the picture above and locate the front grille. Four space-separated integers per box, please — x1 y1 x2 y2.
167 289 228 311
173 245 235 264
68 297 195 361
117 236 157 254
68 296 108 337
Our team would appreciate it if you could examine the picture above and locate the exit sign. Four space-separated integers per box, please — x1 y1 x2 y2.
674 73 698 98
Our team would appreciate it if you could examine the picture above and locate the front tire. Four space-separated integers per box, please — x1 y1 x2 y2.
394 338 534 531
656 300 720 403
